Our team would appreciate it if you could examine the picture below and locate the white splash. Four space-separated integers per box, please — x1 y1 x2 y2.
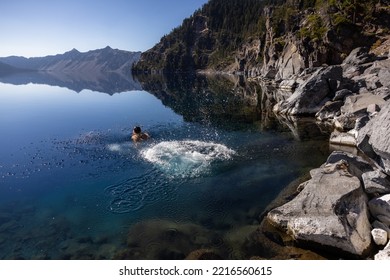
141 140 235 178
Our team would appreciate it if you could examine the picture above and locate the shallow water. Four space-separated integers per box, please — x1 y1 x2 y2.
0 75 330 259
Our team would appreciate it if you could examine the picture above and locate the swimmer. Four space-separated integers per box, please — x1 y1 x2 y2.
131 126 150 142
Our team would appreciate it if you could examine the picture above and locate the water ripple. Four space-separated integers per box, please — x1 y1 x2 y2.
104 169 174 214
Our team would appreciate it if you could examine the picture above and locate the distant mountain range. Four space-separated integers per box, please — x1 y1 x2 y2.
0 46 141 74
0 47 142 94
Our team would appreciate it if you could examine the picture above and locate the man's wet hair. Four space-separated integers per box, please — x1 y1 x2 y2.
133 126 141 134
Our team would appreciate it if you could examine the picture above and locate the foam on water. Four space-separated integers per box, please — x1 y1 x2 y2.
106 142 133 154
141 140 236 178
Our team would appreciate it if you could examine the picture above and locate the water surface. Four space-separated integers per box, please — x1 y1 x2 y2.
0 74 330 259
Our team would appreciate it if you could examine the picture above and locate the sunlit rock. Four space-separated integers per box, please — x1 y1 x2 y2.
329 131 357 147
375 241 390 260
267 152 372 256
362 170 390 194
274 66 343 115
371 228 388 246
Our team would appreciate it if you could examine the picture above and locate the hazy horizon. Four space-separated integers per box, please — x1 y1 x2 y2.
0 0 208 58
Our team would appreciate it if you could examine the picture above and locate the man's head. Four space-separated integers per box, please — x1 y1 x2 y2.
133 126 141 134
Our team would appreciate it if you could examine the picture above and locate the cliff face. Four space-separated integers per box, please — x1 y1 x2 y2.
134 0 268 73
133 0 390 78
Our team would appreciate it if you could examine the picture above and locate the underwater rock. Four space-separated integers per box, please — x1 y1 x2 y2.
121 219 224 260
96 243 119 260
59 237 105 260
185 249 223 260
249 219 327 260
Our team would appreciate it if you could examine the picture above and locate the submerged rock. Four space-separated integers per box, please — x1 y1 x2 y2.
185 249 222 260
267 151 372 257
118 219 225 260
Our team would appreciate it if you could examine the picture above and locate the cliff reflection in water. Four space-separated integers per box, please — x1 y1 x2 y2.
136 74 264 128
135 73 332 140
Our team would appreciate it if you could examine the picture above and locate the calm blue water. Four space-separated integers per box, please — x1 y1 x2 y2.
0 78 330 259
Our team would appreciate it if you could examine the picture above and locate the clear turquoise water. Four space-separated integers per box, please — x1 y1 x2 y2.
0 77 330 259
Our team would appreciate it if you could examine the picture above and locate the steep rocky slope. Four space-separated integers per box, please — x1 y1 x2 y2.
133 0 390 76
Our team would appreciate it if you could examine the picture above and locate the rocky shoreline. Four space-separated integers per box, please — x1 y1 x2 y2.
261 45 390 259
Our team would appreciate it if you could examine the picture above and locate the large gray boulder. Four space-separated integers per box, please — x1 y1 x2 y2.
273 66 343 115
342 47 386 80
360 59 390 90
343 47 377 67
340 93 386 116
267 151 372 256
358 101 390 175
315 101 343 121
333 93 386 132
362 170 390 194
326 151 374 178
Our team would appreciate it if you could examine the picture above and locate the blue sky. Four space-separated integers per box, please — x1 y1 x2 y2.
0 0 209 57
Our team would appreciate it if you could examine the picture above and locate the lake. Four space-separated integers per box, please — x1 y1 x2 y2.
0 73 331 259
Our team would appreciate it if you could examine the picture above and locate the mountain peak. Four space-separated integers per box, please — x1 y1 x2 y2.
63 48 80 56
101 46 115 54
